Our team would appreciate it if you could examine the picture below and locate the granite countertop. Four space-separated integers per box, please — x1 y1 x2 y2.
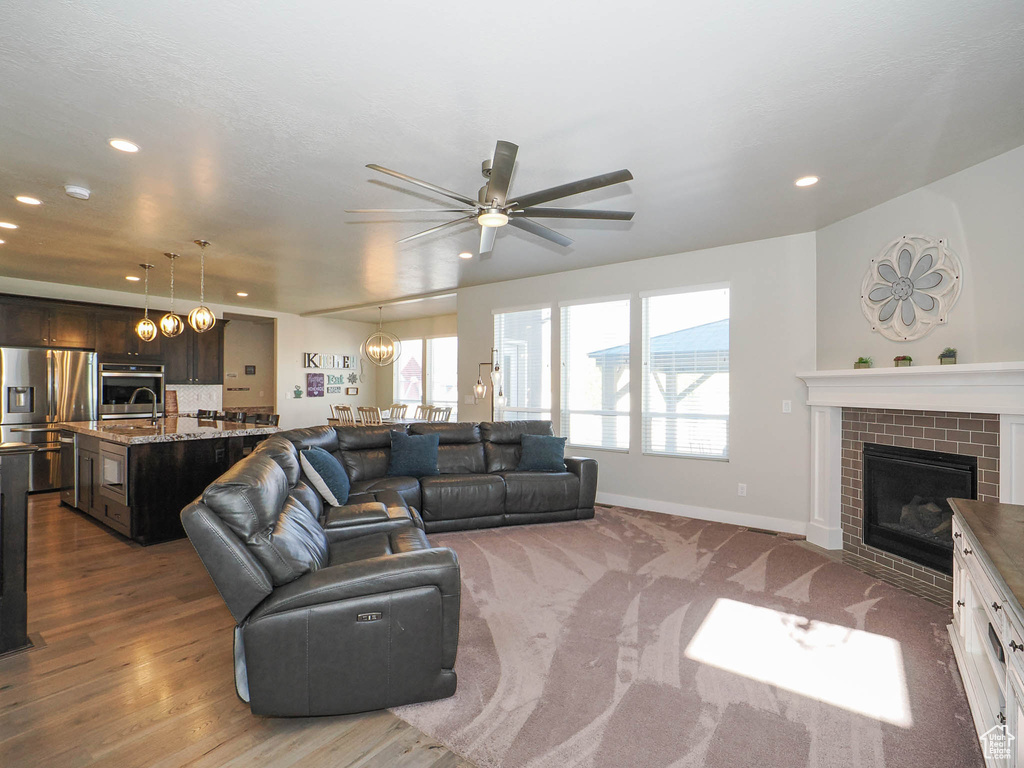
950 498 1024 616
59 417 281 445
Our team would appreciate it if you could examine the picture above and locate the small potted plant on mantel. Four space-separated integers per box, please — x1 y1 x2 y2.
854 356 873 369
939 347 958 365
894 355 913 368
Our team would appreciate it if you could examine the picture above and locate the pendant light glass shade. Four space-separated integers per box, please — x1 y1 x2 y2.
135 264 158 342
160 252 185 337
473 377 487 399
188 239 216 333
360 307 402 367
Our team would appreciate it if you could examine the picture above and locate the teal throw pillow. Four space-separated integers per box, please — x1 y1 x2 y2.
299 447 350 506
517 434 567 472
387 430 440 477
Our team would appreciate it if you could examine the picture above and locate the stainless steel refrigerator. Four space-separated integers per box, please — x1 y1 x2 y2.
0 347 96 492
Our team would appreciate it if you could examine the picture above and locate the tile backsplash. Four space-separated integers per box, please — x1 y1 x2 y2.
167 384 222 415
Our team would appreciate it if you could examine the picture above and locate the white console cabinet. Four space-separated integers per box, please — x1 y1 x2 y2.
949 499 1024 767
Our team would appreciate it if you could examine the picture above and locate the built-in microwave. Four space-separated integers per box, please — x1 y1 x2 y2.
98 362 165 419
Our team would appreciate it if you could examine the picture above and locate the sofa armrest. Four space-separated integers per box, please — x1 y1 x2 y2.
565 456 598 510
322 500 415 542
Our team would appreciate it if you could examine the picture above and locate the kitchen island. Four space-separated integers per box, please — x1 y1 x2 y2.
59 418 280 545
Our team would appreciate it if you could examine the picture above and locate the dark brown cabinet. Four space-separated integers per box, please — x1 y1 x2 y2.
0 299 94 349
163 325 224 384
94 309 163 361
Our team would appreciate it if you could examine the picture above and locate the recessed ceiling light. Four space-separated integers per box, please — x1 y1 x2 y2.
795 176 819 187
0 222 18 229
15 195 42 205
458 251 473 259
0 240 5 245
236 292 248 298
125 275 141 282
109 138 140 153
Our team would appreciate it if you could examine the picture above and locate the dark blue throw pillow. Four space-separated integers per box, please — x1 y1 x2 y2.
299 447 350 506
517 434 567 472
388 430 440 477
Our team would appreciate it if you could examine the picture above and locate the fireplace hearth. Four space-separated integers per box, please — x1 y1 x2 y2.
862 443 977 575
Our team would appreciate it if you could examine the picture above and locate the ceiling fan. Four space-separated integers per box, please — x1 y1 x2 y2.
347 140 634 256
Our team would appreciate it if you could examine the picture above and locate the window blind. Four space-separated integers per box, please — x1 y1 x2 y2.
560 299 630 449
642 287 729 458
493 307 551 421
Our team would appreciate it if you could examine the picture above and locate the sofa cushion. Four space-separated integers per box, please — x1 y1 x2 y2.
336 424 401 450
499 471 581 514
481 420 554 472
202 454 289 539
410 423 485 474
517 434 567 472
300 447 351 506
284 425 339 453
252 435 301 485
350 476 422 510
290 480 323 520
420 474 506 522
246 496 329 586
388 431 440 478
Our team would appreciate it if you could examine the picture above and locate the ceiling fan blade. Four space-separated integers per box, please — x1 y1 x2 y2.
366 164 478 207
346 208 477 213
484 141 518 206
508 217 573 247
479 224 497 254
510 169 634 209
396 215 478 244
515 208 634 220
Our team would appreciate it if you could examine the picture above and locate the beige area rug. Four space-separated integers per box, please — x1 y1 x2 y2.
394 507 982 768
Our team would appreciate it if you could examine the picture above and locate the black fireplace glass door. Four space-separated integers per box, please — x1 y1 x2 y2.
863 443 977 575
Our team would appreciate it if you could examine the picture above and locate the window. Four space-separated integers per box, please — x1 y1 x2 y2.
494 307 551 420
394 338 423 407
560 298 630 449
426 336 458 420
642 286 729 458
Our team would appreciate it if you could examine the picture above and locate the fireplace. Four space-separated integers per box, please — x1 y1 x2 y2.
862 443 977 575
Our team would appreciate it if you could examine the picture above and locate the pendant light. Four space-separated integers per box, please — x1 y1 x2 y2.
159 252 185 337
187 239 216 333
135 264 158 342
360 306 402 367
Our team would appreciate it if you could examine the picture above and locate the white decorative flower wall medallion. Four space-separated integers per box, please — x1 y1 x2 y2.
860 234 963 341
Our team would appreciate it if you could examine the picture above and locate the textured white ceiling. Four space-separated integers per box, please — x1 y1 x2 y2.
0 1 1022 317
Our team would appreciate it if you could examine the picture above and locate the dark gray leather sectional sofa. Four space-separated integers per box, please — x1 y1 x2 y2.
180 419 597 717
279 420 598 532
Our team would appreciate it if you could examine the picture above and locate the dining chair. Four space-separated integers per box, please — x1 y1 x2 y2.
332 405 356 426
387 403 408 419
327 418 341 426
413 404 433 420
357 406 383 426
428 406 452 422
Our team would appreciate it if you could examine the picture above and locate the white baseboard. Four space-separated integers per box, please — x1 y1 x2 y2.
596 492 808 537
805 520 844 550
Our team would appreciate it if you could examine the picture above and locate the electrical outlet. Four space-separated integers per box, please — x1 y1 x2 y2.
782 400 792 413
737 483 747 497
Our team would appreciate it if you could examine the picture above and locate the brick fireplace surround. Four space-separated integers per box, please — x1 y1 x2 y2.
840 408 1000 601
798 362 1024 604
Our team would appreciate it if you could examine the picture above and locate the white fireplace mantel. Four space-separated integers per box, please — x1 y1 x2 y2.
796 361 1024 549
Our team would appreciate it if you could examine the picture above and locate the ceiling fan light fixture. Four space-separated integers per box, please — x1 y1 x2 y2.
477 209 509 228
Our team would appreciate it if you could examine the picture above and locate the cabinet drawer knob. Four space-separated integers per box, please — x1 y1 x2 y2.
956 600 965 607
992 602 1002 612
1010 641 1023 652
963 547 972 555
953 532 961 539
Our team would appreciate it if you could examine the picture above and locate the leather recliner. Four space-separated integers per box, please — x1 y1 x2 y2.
180 436 461 717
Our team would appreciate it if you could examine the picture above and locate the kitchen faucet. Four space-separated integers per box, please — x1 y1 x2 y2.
128 387 160 425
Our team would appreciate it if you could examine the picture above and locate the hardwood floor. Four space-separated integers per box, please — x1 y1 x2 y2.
0 493 473 768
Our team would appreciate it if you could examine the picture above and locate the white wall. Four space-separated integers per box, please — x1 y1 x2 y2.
223 318 275 408
375 314 458 406
816 144 1024 369
457 233 817 534
274 314 378 429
